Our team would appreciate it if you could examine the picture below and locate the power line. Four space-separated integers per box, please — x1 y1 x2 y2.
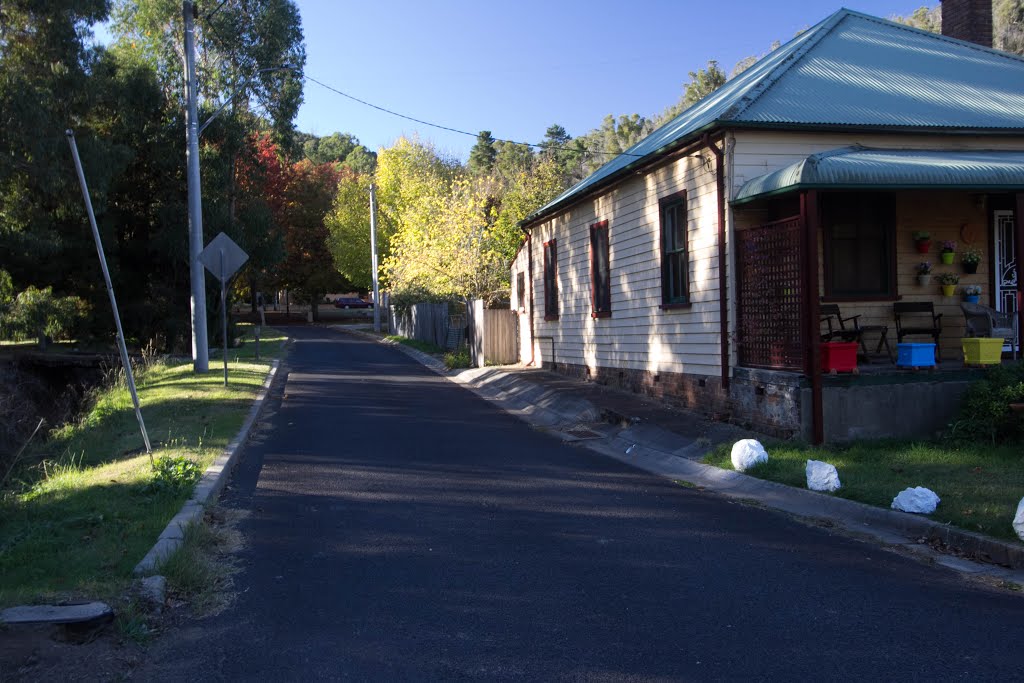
301 73 646 159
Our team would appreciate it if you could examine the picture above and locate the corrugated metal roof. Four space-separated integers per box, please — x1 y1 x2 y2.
733 146 1024 203
524 8 1024 226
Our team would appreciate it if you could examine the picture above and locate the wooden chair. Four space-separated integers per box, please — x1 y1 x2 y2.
820 304 893 362
894 302 942 361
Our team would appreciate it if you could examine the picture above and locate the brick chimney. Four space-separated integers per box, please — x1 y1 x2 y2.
941 0 993 47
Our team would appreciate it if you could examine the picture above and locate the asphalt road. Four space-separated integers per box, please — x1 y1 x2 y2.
141 326 1024 680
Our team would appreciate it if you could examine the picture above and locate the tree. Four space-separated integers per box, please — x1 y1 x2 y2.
278 160 347 320
5 287 90 350
892 6 942 32
683 60 727 107
468 130 498 175
110 0 306 145
996 0 1024 54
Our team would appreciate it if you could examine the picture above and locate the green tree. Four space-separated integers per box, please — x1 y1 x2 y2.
468 130 498 176
683 60 727 107
110 0 306 145
6 287 90 350
892 6 942 32
996 0 1024 54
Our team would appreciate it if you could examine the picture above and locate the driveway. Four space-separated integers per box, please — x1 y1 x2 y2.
139 326 1024 680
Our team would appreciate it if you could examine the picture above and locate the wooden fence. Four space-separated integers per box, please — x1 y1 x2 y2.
468 300 518 367
388 303 450 349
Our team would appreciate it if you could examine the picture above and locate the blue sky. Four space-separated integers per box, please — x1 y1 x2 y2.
100 2 928 160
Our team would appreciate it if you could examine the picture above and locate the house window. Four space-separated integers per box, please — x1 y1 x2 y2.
590 221 611 318
823 193 896 298
543 239 558 320
660 191 689 306
516 272 525 312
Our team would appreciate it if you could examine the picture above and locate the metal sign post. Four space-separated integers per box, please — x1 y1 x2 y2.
199 233 249 386
66 130 153 461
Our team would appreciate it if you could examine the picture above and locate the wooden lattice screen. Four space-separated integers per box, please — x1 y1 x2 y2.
736 216 805 371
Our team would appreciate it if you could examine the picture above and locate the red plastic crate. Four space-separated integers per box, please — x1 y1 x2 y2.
820 342 858 373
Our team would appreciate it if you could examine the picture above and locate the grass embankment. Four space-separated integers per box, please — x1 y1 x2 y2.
384 334 442 354
0 324 286 607
704 441 1024 541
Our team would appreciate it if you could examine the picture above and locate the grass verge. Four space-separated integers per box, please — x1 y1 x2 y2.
703 440 1024 541
0 324 285 607
159 508 243 617
384 335 443 354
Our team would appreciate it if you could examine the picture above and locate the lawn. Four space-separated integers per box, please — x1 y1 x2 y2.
0 324 286 606
704 440 1024 542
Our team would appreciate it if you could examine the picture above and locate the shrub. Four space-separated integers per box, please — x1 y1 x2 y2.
444 347 472 369
144 455 203 495
4 285 89 349
949 362 1024 444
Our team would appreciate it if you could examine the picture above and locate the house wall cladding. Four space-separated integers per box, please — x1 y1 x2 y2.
521 152 722 381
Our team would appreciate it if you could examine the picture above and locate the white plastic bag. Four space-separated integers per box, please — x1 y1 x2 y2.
730 439 768 472
806 460 841 492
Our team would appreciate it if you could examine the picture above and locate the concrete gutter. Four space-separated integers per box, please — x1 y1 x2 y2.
133 357 284 576
345 327 1024 585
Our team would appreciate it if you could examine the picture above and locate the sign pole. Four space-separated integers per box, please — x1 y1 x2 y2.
221 248 228 387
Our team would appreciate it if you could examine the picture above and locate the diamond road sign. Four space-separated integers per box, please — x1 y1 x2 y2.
199 232 248 282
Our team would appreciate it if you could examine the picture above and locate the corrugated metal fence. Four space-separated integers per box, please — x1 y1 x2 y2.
469 300 518 367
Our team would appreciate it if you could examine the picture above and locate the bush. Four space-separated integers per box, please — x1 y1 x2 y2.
3 285 89 348
444 347 472 369
144 455 203 495
950 362 1024 443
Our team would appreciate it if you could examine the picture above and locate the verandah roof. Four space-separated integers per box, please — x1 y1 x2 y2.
732 146 1024 204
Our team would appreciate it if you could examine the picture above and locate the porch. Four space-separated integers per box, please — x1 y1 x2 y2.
730 147 1024 442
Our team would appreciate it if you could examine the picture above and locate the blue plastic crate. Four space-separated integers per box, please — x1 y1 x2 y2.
896 342 935 367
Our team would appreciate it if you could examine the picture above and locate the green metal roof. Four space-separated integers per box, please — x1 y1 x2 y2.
524 8 1024 226
733 146 1024 203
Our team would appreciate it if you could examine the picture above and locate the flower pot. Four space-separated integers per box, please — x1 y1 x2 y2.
964 294 980 304
962 337 1003 365
941 284 956 297
940 251 955 265
820 342 858 373
962 261 979 274
915 240 931 254
917 274 932 286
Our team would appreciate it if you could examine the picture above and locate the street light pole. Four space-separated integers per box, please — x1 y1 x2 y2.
369 183 381 334
184 0 209 373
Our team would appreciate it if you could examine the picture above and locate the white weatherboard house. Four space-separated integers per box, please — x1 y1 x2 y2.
510 4 1024 443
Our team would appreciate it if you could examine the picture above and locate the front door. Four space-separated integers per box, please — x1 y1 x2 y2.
993 209 1018 351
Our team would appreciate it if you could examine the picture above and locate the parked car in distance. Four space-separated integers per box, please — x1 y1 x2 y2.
334 297 373 309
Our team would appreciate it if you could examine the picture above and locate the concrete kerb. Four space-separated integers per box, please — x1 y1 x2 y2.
343 326 1024 582
132 357 284 576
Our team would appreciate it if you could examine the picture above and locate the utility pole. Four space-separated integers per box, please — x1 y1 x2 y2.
369 184 381 334
184 0 209 372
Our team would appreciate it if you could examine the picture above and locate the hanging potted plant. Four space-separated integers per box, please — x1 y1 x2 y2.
961 247 981 274
940 239 957 265
962 284 981 304
913 231 932 254
915 261 932 286
938 271 959 297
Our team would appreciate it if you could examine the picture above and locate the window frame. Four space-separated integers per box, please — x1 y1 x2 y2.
516 271 526 312
821 192 898 301
543 238 559 321
589 220 611 318
659 190 691 308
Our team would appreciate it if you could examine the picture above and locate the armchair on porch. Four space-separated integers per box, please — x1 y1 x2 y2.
894 302 942 361
960 302 1017 359
820 304 893 362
